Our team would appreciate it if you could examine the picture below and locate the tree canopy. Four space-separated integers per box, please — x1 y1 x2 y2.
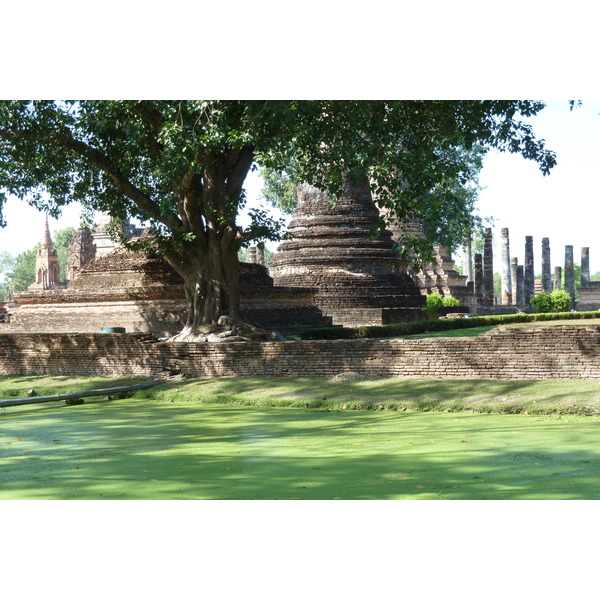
0 100 556 334
260 142 489 258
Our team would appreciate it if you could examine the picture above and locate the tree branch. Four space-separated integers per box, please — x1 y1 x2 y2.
57 134 183 231
225 147 254 195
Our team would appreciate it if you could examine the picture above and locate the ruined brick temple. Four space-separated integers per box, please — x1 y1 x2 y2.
4 178 436 334
4 221 332 336
28 216 64 292
385 216 476 313
3 189 598 336
269 177 426 327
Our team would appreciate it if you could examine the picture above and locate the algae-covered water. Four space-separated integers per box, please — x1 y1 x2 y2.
2 397 600 499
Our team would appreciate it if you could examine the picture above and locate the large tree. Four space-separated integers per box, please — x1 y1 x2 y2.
0 101 555 335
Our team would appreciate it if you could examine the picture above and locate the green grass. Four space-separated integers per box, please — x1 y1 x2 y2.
2 393 600 499
2 374 600 415
2 375 600 499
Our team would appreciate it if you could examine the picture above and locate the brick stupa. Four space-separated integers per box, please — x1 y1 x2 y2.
269 177 426 326
28 216 65 291
66 227 97 283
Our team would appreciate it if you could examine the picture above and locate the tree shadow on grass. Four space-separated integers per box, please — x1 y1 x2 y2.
2 401 600 500
160 376 600 414
0 374 152 401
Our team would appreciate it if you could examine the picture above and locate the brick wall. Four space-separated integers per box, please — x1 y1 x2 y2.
579 282 600 311
1 325 600 380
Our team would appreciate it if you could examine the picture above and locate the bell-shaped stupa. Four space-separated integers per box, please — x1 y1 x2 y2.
269 175 426 327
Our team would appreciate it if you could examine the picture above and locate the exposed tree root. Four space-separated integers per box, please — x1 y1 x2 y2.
166 315 279 343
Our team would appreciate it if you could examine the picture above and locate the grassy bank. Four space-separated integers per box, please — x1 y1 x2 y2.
2 375 600 416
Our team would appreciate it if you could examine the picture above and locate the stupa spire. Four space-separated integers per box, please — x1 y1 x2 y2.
28 214 64 291
41 214 53 248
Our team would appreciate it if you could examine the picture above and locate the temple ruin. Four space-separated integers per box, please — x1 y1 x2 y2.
2 195 599 336
4 218 332 336
66 227 97 283
269 176 427 327
384 217 476 314
475 228 599 312
6 248 333 336
578 246 600 310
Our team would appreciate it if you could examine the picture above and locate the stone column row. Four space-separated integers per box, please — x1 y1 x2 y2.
469 229 591 308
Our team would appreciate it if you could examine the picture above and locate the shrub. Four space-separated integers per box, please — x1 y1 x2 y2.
442 296 460 307
530 293 553 313
550 289 572 312
424 293 460 319
530 289 572 313
424 292 444 319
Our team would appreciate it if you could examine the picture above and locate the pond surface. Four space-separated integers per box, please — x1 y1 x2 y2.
2 399 600 499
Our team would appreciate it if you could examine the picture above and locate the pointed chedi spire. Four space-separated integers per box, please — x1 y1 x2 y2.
41 213 53 249
28 214 65 291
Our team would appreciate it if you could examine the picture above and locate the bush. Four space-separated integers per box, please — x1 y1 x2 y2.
424 293 460 319
530 289 572 313
530 293 553 313
442 296 460 307
550 289 572 312
424 292 443 319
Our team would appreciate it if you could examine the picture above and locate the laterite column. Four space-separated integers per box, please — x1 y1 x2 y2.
500 228 512 305
541 238 552 293
510 258 519 305
581 247 590 286
565 245 575 304
474 253 483 299
483 228 494 305
524 236 535 306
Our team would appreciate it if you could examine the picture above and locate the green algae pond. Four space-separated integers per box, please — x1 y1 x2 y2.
2 393 600 500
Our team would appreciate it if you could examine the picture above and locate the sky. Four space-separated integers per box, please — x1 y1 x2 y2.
468 99 600 275
1 100 599 276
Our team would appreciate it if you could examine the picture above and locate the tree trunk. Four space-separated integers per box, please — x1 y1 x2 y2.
177 238 241 334
173 229 243 334
165 147 257 340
